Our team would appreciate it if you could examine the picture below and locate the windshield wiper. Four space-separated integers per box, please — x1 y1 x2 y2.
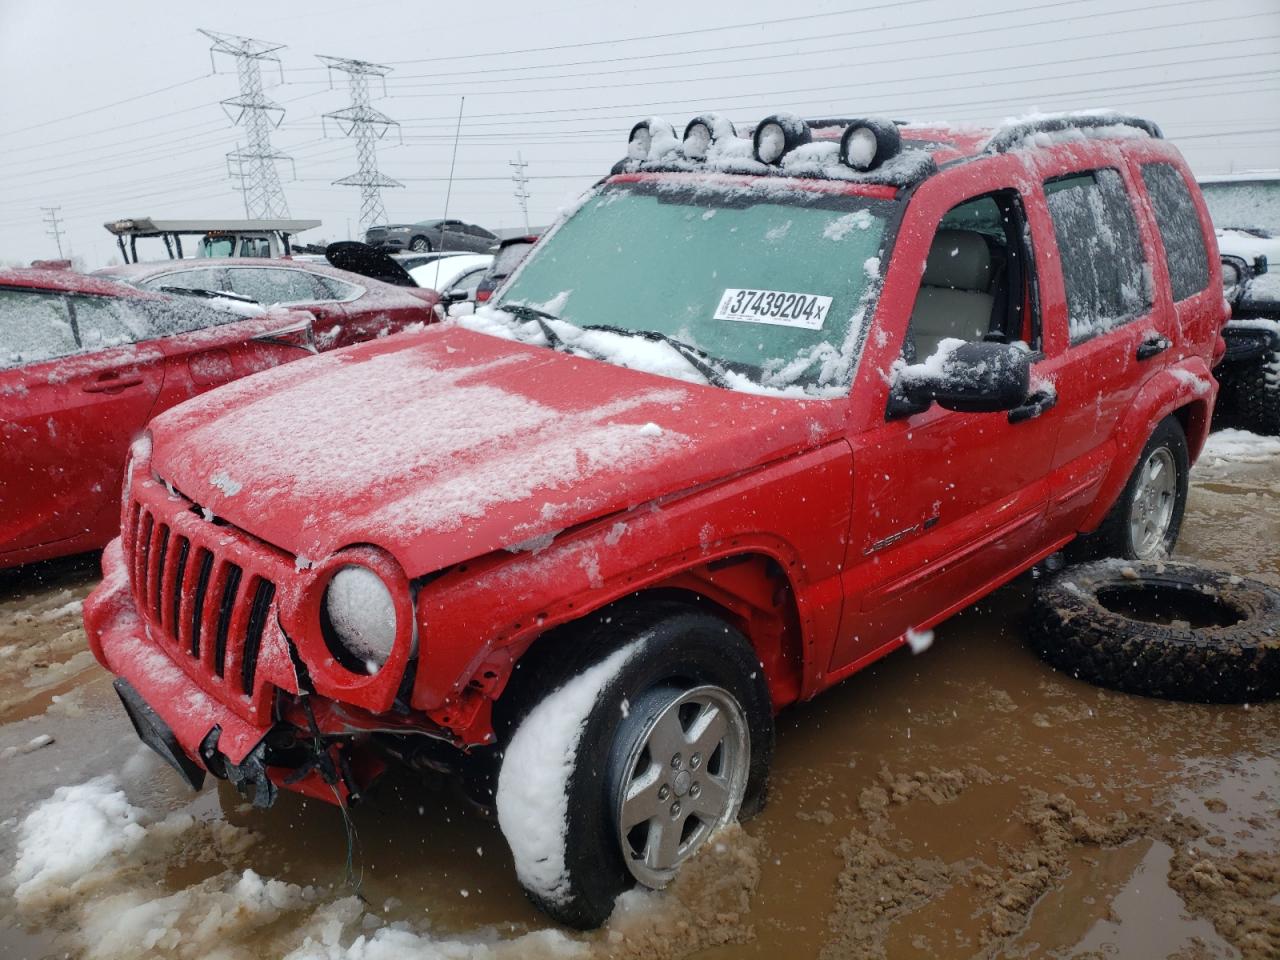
582 324 736 390
158 286 258 304
498 303 603 359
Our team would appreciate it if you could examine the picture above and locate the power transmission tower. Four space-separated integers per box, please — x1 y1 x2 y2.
41 206 65 258
318 55 402 232
510 153 531 234
200 28 293 219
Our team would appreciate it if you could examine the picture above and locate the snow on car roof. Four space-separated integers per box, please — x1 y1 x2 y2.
0 266 165 299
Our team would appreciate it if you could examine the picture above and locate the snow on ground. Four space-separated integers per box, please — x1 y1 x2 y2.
495 640 643 906
1199 428 1280 465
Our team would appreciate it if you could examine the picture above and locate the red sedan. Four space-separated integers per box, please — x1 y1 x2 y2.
95 257 439 350
0 267 437 569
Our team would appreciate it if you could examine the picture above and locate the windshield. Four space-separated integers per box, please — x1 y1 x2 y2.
492 179 893 395
1199 179 1280 233
198 236 236 258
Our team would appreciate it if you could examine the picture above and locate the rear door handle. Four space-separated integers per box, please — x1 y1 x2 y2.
82 373 144 393
1136 335 1172 361
1008 389 1058 424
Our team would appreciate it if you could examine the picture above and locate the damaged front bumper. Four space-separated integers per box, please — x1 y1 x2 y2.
85 538 384 807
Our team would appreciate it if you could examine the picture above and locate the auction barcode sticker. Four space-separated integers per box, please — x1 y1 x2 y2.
714 288 831 330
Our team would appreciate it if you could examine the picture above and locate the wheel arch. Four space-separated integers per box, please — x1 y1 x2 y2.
1080 367 1213 534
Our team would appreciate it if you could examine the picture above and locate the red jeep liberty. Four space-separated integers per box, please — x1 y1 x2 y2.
84 111 1226 927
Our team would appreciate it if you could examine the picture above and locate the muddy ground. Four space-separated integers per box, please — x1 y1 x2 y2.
1 437 1277 960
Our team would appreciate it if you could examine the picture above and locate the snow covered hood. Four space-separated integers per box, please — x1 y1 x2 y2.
147 326 847 573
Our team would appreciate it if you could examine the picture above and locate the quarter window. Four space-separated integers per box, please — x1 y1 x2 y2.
1141 162 1210 302
1044 169 1151 343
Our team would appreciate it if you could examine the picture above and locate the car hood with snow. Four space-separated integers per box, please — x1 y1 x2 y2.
145 324 847 574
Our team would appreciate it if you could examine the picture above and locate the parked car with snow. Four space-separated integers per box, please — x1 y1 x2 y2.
1197 172 1280 433
364 218 497 253
84 110 1226 928
473 234 539 305
2 268 317 569
96 257 440 351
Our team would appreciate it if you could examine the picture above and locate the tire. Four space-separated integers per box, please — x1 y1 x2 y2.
493 598 773 929
1070 416 1189 562
409 236 431 252
1236 349 1280 436
1029 560 1280 703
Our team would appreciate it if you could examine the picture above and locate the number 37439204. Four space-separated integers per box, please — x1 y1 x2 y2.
713 288 832 330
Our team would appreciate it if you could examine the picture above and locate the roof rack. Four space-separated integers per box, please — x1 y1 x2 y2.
984 114 1162 153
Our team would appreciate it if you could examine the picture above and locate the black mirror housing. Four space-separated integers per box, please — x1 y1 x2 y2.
895 340 1031 415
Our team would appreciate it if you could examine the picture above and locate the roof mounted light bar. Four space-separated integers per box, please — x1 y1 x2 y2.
984 113 1162 154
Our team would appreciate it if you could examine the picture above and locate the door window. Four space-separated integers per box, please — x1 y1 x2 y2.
1140 162 1210 302
1 288 77 368
905 189 1040 362
68 296 148 350
1044 169 1151 343
228 268 323 305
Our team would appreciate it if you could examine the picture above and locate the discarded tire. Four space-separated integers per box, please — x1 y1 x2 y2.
1029 560 1280 703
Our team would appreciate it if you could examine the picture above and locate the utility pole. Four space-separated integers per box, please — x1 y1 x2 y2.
510 152 531 234
200 28 293 219
41 206 65 258
318 55 402 233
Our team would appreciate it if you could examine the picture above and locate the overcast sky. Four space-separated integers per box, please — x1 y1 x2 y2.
1 0 1277 268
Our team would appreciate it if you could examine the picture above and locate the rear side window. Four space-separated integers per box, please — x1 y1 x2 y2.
1 288 77 368
1044 169 1151 343
228 268 321 305
1140 162 1210 302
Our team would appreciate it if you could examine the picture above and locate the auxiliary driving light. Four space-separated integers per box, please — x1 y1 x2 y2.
752 113 810 165
682 113 735 159
628 118 677 160
839 119 902 171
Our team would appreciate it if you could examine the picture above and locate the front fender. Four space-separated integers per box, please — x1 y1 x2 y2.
410 442 854 729
1079 360 1215 534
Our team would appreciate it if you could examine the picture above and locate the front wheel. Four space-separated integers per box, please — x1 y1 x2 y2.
1070 416 1189 562
409 236 431 252
494 601 773 928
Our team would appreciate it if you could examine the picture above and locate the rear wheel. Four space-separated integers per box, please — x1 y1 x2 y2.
494 600 772 929
409 236 431 252
1071 416 1188 561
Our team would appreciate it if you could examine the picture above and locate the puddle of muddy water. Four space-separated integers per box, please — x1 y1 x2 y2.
2 456 1279 960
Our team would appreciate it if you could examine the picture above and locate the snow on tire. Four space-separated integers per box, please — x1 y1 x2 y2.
493 599 773 929
1029 560 1280 704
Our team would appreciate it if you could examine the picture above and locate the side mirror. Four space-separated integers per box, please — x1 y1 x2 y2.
442 289 469 304
890 339 1031 417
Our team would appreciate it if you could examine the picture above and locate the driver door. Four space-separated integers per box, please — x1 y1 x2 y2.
831 167 1068 671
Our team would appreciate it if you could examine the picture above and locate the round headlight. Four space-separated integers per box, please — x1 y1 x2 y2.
323 565 397 671
1221 261 1241 289
838 119 902 171
752 112 810 165
682 113 735 160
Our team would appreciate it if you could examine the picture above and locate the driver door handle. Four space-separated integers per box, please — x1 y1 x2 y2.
82 373 144 393
1136 335 1172 361
1008 389 1058 424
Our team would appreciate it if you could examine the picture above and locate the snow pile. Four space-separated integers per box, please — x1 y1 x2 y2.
9 776 148 908
1199 428 1280 465
495 640 643 906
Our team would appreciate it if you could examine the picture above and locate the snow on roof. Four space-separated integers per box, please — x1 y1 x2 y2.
1197 170 1280 184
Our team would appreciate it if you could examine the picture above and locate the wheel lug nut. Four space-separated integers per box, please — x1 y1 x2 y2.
670 801 681 817
671 753 682 769
690 783 701 798
658 785 670 801
690 753 701 769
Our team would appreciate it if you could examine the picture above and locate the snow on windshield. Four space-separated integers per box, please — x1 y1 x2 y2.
468 179 893 398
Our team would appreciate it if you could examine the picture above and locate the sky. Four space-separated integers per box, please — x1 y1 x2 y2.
1 0 1277 268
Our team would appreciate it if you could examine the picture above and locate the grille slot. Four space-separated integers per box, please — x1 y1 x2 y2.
189 548 214 658
168 537 190 635
241 579 276 695
151 526 170 621
213 564 243 679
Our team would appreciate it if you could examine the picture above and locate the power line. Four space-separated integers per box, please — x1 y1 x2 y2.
200 27 294 218
1 74 213 136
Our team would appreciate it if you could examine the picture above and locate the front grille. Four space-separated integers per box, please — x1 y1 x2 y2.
128 500 276 699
